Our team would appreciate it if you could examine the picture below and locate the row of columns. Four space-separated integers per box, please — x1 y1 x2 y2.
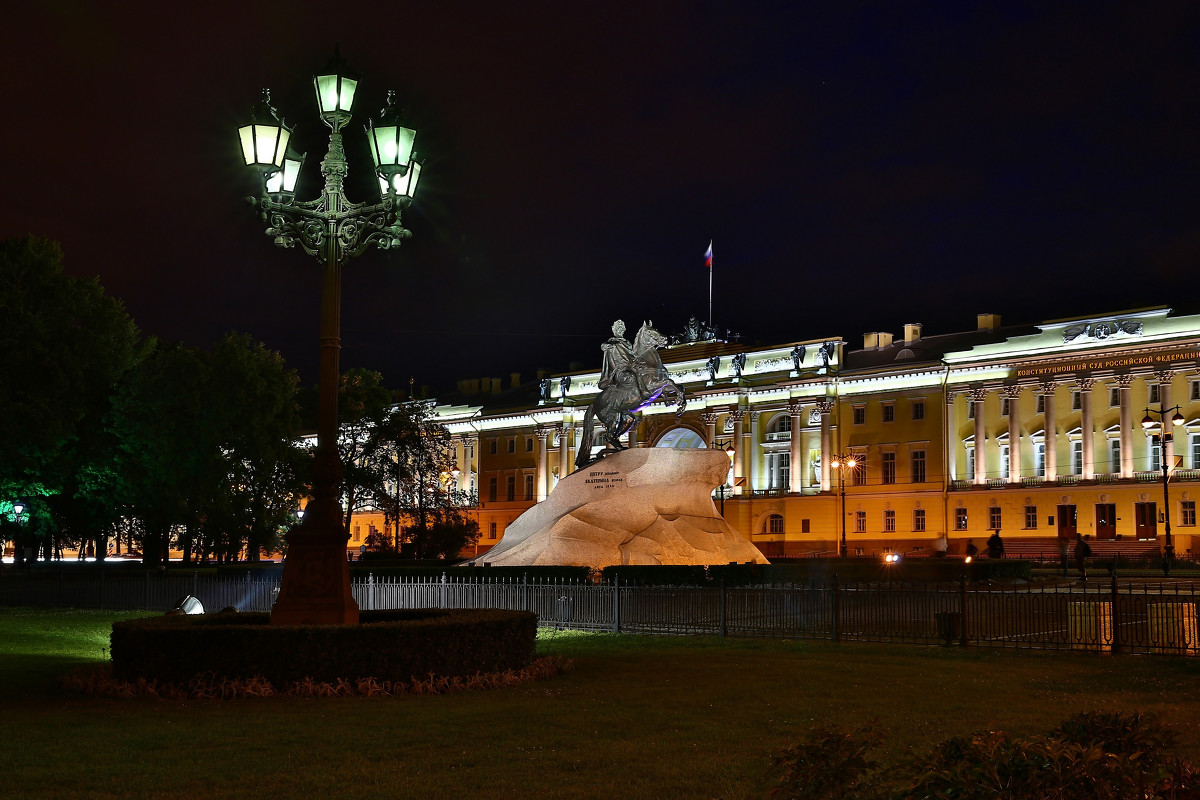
960 371 1173 484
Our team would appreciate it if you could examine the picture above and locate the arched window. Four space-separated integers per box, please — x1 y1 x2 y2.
763 513 785 534
770 415 791 433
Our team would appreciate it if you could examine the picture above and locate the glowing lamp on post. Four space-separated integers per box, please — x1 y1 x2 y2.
313 52 358 131
265 148 306 196
367 90 417 190
238 90 292 176
12 502 24 517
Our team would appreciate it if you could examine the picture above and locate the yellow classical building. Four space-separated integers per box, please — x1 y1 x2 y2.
357 306 1200 562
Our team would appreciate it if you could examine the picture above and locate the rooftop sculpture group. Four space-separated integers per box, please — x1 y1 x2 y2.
574 320 686 470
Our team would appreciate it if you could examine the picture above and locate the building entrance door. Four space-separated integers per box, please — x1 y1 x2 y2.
1057 505 1077 539
1134 502 1158 540
1095 503 1117 540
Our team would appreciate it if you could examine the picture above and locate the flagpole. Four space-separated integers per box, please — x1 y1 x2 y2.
705 240 713 328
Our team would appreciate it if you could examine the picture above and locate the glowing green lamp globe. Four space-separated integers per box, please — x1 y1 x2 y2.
238 89 292 174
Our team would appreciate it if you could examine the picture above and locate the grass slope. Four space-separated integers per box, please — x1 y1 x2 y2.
2 608 1199 799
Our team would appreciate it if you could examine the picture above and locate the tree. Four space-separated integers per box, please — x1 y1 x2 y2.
111 334 307 565
372 402 479 560
0 237 141 565
334 368 393 539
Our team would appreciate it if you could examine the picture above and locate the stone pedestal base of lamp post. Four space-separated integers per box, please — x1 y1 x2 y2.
270 498 360 625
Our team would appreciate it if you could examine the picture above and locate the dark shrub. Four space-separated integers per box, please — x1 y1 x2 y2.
111 608 537 686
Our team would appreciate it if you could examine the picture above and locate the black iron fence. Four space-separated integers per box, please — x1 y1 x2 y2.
3 571 1198 656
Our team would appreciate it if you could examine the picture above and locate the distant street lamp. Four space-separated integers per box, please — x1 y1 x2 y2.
712 439 737 515
1141 405 1184 576
237 49 422 625
829 450 859 558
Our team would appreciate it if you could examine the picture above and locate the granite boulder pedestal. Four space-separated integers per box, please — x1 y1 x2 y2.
476 448 768 567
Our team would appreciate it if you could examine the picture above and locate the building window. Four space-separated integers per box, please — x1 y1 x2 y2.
1001 397 1010 417
1024 505 1037 529
1034 442 1045 477
524 473 534 500
1150 383 1161 404
913 508 926 531
911 450 926 483
1109 439 1121 473
883 509 896 532
353 524 361 542
1110 387 1121 408
852 406 865 425
1149 436 1162 472
1001 445 1010 480
506 475 515 501
852 457 867 486
526 437 535 452
1036 394 1045 413
1191 380 1200 402
507 438 516 454
488 522 497 539
954 507 968 530
488 477 497 503
1183 501 1196 527
882 403 895 423
966 446 975 479
489 439 498 455
766 514 785 534
854 510 866 533
988 506 1002 530
772 415 792 434
881 452 896 484
1072 441 1083 475
967 401 975 420
801 519 810 533
1192 434 1200 469
912 400 925 421
1071 390 1081 411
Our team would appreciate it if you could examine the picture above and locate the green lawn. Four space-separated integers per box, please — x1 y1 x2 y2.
2 607 1199 799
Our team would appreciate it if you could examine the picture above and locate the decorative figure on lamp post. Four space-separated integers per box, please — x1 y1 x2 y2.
237 49 423 625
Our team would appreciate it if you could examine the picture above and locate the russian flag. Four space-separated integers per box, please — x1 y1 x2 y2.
704 241 713 269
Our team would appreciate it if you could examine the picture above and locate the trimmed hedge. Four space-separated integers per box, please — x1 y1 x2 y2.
110 608 537 686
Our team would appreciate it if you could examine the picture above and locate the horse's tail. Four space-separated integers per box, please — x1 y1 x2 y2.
574 403 596 470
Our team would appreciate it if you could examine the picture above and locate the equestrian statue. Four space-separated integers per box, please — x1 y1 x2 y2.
574 320 686 470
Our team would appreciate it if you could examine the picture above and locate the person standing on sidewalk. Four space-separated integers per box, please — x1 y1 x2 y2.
1074 533 1092 580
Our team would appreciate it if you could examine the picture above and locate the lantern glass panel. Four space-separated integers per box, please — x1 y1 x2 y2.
339 78 358 112
315 74 340 114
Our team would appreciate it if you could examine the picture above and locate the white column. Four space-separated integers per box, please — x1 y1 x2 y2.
1159 370 1176 470
946 392 957 482
746 411 759 491
1006 385 1022 483
557 424 570 483
701 411 719 447
1118 375 1133 478
730 410 746 494
972 388 987 485
1041 381 1057 480
818 400 833 492
788 401 803 492
1079 378 1095 480
535 427 551 502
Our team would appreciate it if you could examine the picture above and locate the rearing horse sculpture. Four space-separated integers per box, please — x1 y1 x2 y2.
574 321 686 470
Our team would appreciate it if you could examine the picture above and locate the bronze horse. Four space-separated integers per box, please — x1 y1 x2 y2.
574 322 686 470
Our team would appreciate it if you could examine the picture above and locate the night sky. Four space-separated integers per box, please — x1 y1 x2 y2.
4 2 1200 394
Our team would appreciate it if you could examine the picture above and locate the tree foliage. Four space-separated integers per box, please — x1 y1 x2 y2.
0 236 141 563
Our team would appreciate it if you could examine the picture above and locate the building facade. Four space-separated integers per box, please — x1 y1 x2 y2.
355 307 1200 561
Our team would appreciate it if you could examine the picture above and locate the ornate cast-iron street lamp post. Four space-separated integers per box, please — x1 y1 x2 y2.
1141 405 1184 576
829 450 858 558
238 51 422 625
